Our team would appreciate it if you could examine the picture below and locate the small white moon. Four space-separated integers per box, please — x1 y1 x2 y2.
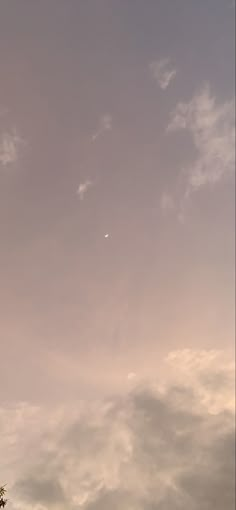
104 233 109 238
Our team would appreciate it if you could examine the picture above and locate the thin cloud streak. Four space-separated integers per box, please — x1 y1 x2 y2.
92 114 112 142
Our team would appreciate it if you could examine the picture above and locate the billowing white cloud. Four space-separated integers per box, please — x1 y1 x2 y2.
0 130 24 167
150 58 177 90
167 85 235 197
1 350 234 509
77 180 93 200
92 114 112 142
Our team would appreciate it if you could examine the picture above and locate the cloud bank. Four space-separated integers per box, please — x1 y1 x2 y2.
1 350 234 510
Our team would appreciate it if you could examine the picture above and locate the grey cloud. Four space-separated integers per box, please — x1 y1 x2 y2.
85 488 141 510
178 430 235 510
4 351 235 509
14 477 66 506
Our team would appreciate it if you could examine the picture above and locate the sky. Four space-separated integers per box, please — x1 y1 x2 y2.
0 1 235 508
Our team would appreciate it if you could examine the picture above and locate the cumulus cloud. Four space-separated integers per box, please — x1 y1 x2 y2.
0 130 24 167
77 180 93 200
92 114 112 142
1 350 234 510
150 58 177 90
167 84 235 197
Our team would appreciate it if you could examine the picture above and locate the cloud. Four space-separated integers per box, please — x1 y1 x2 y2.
92 114 112 142
77 180 93 200
127 372 137 381
160 192 175 214
150 58 177 90
167 84 235 198
0 130 24 167
165 349 235 414
1 350 234 509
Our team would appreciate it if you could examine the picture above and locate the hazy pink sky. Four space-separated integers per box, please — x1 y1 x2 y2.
0 1 235 508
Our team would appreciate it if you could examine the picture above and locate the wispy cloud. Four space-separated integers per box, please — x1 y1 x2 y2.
77 179 93 200
160 192 175 213
3 350 234 509
166 85 235 220
92 114 112 142
127 371 137 381
150 58 177 90
0 129 24 167
167 84 235 195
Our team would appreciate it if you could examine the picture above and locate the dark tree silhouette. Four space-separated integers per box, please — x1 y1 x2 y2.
0 487 7 507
